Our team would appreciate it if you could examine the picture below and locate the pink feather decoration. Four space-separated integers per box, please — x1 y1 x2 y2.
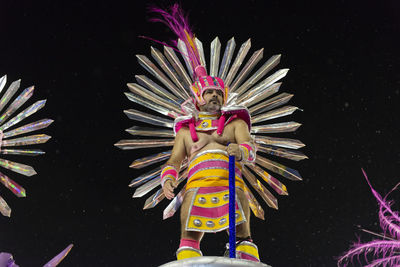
148 4 202 72
338 169 400 267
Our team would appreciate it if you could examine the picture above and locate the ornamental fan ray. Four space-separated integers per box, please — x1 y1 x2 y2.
0 75 53 217
115 37 307 220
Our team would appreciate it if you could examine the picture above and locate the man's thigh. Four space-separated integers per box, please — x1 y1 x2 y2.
180 190 204 240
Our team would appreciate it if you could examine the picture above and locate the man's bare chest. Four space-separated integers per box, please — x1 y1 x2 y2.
184 124 237 157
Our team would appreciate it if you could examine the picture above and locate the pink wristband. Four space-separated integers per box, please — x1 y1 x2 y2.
239 142 256 163
161 164 178 187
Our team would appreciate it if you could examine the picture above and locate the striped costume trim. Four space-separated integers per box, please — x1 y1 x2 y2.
187 150 244 190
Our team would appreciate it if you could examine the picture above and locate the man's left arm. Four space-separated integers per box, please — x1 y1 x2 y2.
226 119 256 163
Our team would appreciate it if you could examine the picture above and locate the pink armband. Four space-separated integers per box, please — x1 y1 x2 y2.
239 142 256 163
161 164 178 187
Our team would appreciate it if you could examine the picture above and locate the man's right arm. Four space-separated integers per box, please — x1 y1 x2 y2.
162 129 187 200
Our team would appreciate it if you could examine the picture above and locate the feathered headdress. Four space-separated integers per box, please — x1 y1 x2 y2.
149 4 228 106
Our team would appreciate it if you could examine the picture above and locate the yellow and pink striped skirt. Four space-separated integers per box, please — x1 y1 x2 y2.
185 150 246 232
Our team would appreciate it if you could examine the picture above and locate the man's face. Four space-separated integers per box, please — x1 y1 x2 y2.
200 89 223 112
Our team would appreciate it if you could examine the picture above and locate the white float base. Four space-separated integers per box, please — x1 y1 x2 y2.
159 256 272 267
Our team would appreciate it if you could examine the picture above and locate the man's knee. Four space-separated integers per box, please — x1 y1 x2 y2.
236 189 251 237
236 221 251 238
181 230 203 241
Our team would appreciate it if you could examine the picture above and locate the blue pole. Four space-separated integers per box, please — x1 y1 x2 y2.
228 153 236 258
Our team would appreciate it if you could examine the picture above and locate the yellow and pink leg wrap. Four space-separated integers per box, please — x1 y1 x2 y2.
236 239 260 262
176 239 202 260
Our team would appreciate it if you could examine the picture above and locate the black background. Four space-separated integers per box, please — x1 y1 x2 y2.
0 0 399 266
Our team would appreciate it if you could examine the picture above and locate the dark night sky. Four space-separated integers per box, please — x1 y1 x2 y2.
0 0 400 266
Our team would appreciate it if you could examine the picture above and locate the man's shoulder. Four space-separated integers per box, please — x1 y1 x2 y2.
175 126 189 138
229 117 248 127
